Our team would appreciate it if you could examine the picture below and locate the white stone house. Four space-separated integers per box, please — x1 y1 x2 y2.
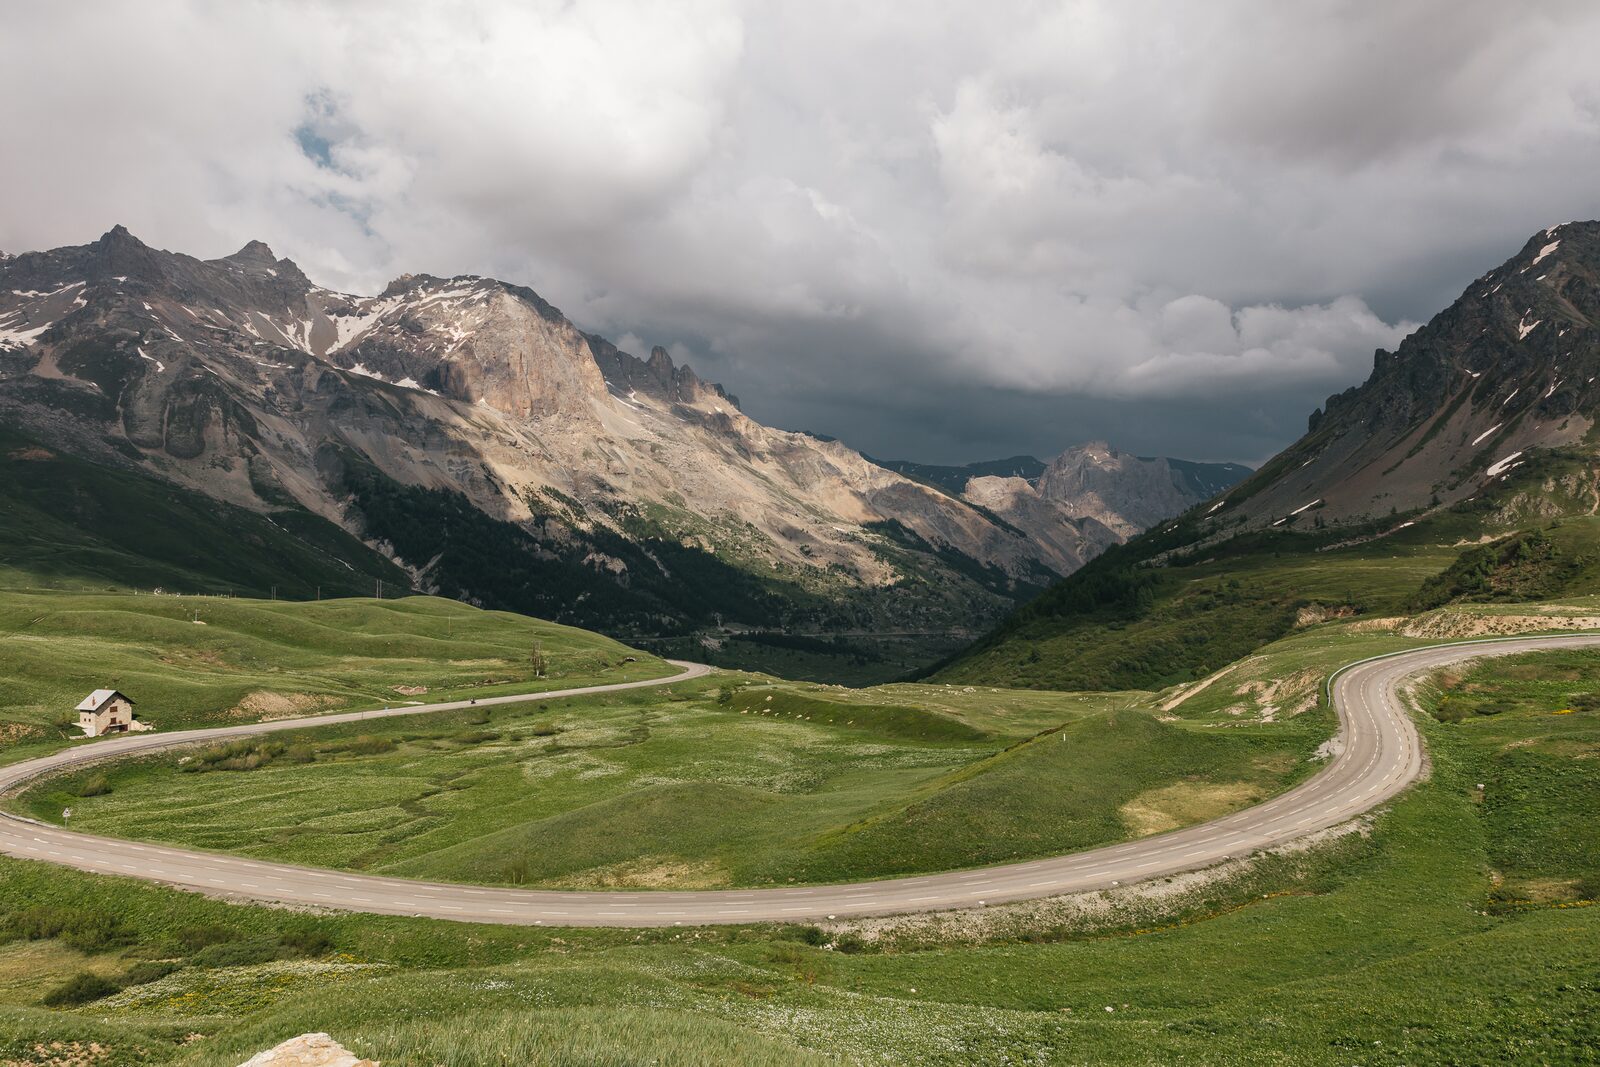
76 690 150 737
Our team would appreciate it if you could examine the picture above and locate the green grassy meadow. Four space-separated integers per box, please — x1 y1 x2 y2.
939 449 1600 692
0 429 407 600
1 640 1597 1063
14 667 1321 889
3 579 1599 1062
0 590 672 755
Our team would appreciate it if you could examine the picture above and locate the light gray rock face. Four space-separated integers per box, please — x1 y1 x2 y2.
962 443 1239 546
0 226 1244 638
0 227 1078 634
960 475 1124 573
1204 221 1600 533
1035 442 1204 538
237 1033 376 1067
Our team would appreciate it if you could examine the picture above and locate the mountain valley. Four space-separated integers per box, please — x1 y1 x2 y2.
0 227 1242 680
940 222 1600 690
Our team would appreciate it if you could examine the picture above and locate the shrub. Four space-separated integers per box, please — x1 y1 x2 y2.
58 912 133 953
1475 702 1511 717
795 926 827 946
175 923 237 952
5 906 132 953
765 942 813 968
285 743 317 763
182 739 285 773
278 926 334 957
832 933 868 954
191 937 282 968
453 729 500 744
75 772 112 797
41 971 121 1007
121 961 178 986
331 735 396 756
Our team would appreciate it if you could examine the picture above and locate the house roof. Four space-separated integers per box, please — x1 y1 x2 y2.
76 689 134 712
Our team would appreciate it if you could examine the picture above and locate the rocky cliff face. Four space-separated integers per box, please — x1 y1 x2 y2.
961 443 1249 542
1 227 1156 642
1206 221 1600 533
1035 442 1225 538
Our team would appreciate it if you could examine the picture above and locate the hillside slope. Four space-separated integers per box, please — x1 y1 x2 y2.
870 444 1250 540
0 227 1148 669
939 222 1600 690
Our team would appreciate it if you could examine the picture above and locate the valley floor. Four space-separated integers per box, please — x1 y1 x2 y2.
1 593 1597 1062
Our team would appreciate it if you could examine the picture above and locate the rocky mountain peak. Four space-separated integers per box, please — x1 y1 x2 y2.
213 238 311 289
229 238 276 261
0 224 1262 660
1067 440 1117 462
1211 220 1600 532
1035 444 1199 537
87 223 166 280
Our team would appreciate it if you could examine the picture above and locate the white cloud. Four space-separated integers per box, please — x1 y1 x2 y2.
2 0 1598 458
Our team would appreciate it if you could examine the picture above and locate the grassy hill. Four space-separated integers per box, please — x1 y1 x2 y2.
11 650 1319 889
937 447 1600 691
0 428 408 599
0 589 670 752
1 617 1597 1064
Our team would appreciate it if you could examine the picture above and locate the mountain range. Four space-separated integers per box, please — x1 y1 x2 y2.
940 220 1600 690
0 227 1245 675
1204 221 1600 532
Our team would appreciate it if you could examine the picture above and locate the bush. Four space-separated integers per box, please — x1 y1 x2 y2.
121 961 178 986
285 743 317 763
5 906 132 953
75 772 112 797
1475 702 1512 717
832 933 868 954
174 923 237 953
327 735 396 756
191 936 282 968
183 739 285 773
278 925 334 958
502 857 534 885
453 729 499 744
795 926 827 946
41 971 121 1007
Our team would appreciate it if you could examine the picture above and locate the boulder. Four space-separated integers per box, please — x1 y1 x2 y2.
236 1033 377 1067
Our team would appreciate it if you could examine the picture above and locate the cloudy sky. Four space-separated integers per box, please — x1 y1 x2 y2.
4 1 1599 464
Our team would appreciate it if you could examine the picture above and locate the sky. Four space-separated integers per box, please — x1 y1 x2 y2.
4 1 1599 465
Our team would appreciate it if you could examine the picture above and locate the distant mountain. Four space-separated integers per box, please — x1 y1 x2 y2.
1025 443 1251 539
868 455 1048 496
871 445 1251 541
1206 221 1600 533
1167 457 1256 500
0 226 1172 669
935 221 1600 691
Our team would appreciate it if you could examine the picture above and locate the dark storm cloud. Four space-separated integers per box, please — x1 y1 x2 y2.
2 1 1598 464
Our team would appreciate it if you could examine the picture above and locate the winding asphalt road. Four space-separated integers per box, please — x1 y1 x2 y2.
3 636 1596 926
